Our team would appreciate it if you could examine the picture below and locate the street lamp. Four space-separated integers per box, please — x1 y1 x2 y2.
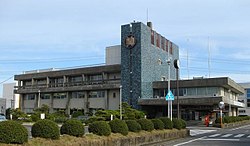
219 101 225 128
120 85 122 120
38 90 41 108
174 59 180 119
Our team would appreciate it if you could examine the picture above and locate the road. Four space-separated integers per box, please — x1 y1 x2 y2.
158 124 250 146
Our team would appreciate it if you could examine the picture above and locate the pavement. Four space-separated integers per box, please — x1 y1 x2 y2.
186 120 220 136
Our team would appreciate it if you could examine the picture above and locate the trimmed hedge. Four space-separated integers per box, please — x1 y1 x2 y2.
60 119 85 137
85 116 105 125
137 119 154 132
172 118 183 130
159 117 173 129
31 119 60 139
89 121 111 136
222 116 250 123
126 120 141 132
109 119 129 135
180 119 187 129
0 121 28 144
151 119 164 130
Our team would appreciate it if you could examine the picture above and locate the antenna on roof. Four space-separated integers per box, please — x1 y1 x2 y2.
208 36 211 78
146 8 149 22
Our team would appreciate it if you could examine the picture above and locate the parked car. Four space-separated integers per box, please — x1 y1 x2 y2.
0 115 7 122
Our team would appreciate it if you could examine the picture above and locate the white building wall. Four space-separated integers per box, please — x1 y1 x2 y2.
108 89 120 110
70 98 85 109
105 45 121 65
3 82 19 109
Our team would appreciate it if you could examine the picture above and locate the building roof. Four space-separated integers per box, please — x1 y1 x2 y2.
153 77 244 94
14 64 121 80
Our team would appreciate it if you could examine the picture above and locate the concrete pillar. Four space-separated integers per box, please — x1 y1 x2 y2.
66 92 71 115
46 77 49 88
84 91 89 114
50 93 53 113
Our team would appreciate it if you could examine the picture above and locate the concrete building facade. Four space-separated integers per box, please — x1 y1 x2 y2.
238 83 250 116
3 83 19 109
121 22 178 108
14 21 245 120
138 77 245 119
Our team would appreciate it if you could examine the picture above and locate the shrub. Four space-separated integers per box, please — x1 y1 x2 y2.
31 119 60 139
89 121 111 136
172 118 183 130
137 119 154 132
31 113 41 122
159 117 173 129
95 110 119 121
151 119 164 130
72 111 84 118
0 121 28 144
180 119 187 129
109 119 128 135
126 120 141 132
85 116 105 125
60 119 85 137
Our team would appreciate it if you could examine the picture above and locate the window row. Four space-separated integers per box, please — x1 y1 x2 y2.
153 87 219 98
23 90 116 100
151 30 173 54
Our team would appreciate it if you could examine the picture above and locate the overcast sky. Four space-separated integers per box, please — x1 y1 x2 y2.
1 0 250 96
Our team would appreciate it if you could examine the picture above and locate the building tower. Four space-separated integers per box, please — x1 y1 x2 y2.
121 22 179 108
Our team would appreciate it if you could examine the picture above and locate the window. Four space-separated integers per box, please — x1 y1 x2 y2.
151 30 154 45
170 42 173 54
156 33 160 48
89 75 102 81
70 76 82 83
239 110 246 113
113 93 116 98
247 89 250 98
72 92 85 98
41 94 50 100
161 36 165 50
24 94 35 100
53 93 66 99
89 91 105 98
166 40 169 52
248 103 250 107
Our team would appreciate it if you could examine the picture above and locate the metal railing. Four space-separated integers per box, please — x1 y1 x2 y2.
15 79 121 90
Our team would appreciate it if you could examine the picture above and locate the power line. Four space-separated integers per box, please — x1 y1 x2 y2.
0 76 13 85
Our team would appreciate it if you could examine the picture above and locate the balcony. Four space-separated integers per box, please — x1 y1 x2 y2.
15 79 121 94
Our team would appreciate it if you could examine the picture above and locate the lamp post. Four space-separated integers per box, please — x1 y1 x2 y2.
174 59 180 119
219 101 225 128
38 90 41 108
120 85 122 120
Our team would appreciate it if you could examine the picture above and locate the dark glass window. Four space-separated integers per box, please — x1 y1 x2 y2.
151 30 154 45
247 89 250 98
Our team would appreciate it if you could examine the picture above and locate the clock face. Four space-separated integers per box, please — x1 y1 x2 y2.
125 35 136 49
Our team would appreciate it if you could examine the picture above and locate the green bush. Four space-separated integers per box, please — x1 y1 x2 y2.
55 116 68 124
172 118 183 130
72 111 84 118
60 119 85 137
31 119 60 139
125 120 141 132
151 119 164 130
180 119 187 129
95 110 119 121
109 119 128 135
85 116 105 125
31 113 41 122
0 121 28 144
137 119 154 132
159 117 173 129
88 121 111 136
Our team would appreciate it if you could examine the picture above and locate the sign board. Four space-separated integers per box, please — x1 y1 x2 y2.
165 90 175 101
